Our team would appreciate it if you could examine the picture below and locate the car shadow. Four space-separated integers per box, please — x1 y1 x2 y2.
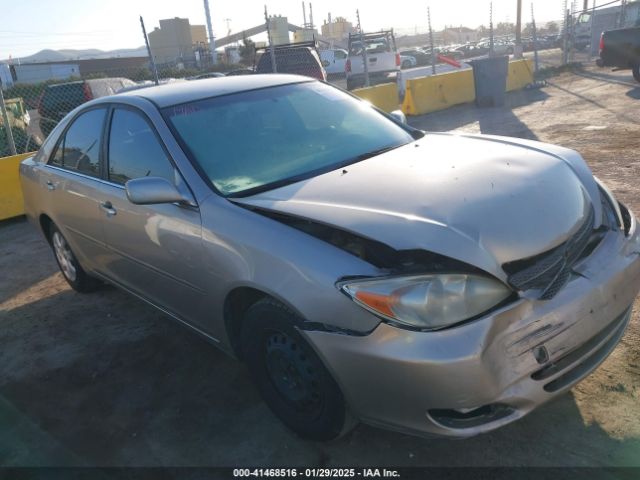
1 284 639 467
626 88 640 100
574 69 639 89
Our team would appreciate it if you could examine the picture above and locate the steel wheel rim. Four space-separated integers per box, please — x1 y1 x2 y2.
264 330 323 417
52 231 77 282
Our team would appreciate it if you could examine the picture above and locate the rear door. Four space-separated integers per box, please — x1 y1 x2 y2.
42 107 110 270
96 106 207 326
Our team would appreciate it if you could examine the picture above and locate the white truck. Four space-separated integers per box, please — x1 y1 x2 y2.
319 49 349 76
345 30 400 90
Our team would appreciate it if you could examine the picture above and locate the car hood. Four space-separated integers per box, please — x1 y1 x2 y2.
233 133 601 281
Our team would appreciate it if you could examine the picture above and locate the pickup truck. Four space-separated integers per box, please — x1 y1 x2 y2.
597 26 640 82
345 30 400 90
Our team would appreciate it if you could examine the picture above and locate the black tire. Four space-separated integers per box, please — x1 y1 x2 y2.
632 64 640 83
402 60 412 69
346 77 356 91
49 223 101 293
241 298 356 441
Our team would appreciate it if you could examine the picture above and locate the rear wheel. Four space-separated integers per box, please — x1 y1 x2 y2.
402 59 412 69
49 224 101 293
632 64 640 83
241 298 356 441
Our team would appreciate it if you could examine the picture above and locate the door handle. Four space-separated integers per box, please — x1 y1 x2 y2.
46 180 56 191
100 201 117 217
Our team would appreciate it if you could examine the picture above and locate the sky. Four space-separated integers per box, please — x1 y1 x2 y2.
0 0 598 59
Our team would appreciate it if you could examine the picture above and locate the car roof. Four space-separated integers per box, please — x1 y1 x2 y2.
116 74 313 108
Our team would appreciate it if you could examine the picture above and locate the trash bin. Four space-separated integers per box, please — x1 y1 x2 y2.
470 56 509 107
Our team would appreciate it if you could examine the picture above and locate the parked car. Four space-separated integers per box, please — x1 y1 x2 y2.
400 54 417 69
399 49 433 66
346 30 400 90
455 43 490 58
596 26 640 82
38 77 136 137
20 75 640 441
478 40 514 56
189 72 226 80
319 49 349 76
225 67 255 76
255 42 326 81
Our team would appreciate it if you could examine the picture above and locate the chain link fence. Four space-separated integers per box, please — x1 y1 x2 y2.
0 61 254 158
3 0 637 156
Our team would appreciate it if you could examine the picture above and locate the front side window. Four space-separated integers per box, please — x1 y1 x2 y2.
107 109 175 185
163 81 413 196
49 108 106 177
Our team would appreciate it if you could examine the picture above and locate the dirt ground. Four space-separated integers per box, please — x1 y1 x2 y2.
1 64 639 467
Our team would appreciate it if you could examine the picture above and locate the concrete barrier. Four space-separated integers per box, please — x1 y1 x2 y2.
0 152 34 221
352 83 400 113
401 69 475 116
506 59 534 92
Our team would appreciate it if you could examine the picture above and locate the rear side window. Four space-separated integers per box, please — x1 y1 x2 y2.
107 108 175 185
49 108 106 178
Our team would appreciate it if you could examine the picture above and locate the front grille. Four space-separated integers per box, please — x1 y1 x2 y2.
503 206 595 300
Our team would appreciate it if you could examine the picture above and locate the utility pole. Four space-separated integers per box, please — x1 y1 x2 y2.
427 6 436 75
139 16 159 85
515 0 523 58
265 5 277 73
203 0 217 65
356 9 369 87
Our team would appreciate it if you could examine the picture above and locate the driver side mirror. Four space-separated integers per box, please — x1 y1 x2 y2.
125 177 191 205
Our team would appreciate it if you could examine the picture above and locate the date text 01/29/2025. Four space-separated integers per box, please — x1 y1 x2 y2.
233 469 401 478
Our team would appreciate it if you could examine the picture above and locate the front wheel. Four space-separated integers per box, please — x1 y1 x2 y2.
241 298 356 441
632 64 640 83
402 60 412 69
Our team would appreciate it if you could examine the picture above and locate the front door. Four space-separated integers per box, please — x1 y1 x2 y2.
96 106 207 327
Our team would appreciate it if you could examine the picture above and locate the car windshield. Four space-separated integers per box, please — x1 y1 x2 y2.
163 81 414 196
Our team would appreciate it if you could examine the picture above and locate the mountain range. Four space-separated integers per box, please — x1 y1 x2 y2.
7 47 148 64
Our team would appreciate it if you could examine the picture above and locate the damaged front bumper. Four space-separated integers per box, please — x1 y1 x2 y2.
302 210 640 438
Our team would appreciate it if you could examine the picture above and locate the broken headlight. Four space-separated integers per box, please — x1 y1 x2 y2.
340 274 512 330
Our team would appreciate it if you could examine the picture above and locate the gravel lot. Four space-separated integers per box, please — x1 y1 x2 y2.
1 64 639 467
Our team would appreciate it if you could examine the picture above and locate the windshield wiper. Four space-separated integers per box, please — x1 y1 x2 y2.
348 144 406 163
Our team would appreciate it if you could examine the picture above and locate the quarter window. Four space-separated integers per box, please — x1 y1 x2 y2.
49 108 106 177
107 109 175 185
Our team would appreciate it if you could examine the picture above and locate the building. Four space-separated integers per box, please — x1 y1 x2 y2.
148 17 209 66
293 28 318 43
321 17 354 42
441 27 478 45
267 16 290 45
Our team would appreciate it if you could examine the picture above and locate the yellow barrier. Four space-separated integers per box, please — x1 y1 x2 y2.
0 152 34 221
401 69 475 116
352 83 400 113
507 59 534 92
